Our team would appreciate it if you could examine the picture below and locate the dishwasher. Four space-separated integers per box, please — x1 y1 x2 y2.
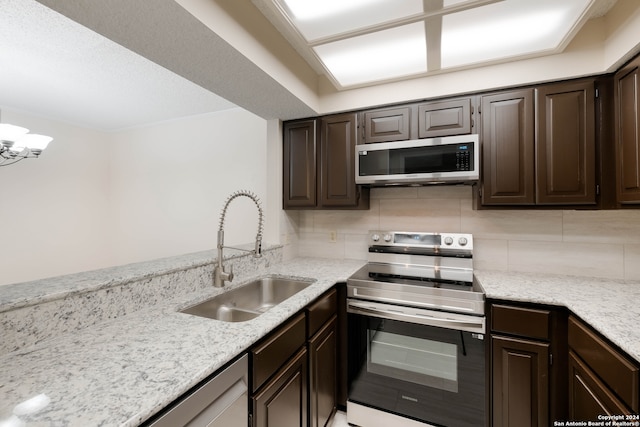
147 354 248 427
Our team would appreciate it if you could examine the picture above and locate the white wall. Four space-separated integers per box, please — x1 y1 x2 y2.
108 109 268 266
0 109 113 285
0 108 270 285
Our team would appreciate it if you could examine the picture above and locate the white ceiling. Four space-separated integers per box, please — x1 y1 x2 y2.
0 0 622 132
1 0 318 131
0 0 238 131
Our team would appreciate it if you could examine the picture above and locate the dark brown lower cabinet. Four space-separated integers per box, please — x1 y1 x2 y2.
568 350 630 418
309 316 337 427
492 336 550 427
490 302 567 426
250 287 341 427
252 348 308 427
568 316 639 417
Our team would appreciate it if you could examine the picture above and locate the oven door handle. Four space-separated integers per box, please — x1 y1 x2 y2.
347 300 485 334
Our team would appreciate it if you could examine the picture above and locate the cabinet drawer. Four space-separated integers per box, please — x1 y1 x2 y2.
307 288 337 338
491 304 550 340
568 316 639 411
252 312 306 392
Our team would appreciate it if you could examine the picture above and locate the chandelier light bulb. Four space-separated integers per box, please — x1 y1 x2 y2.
17 134 53 151
0 121 53 166
0 123 29 142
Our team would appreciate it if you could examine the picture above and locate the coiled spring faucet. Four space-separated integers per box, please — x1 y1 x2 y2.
214 190 264 287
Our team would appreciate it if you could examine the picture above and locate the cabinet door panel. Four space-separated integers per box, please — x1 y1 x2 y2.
536 81 596 204
492 336 549 427
283 120 317 208
418 98 472 138
615 56 640 203
481 90 535 204
568 316 639 411
309 316 337 427
568 351 631 419
364 107 411 143
320 113 359 207
253 348 308 427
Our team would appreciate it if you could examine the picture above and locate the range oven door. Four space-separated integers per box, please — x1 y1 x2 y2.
347 300 486 427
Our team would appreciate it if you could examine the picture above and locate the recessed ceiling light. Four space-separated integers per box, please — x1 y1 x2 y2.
258 0 599 89
278 0 423 41
441 0 592 68
313 22 427 87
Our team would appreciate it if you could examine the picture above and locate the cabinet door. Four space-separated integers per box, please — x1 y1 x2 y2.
568 316 639 411
363 107 411 143
481 89 535 205
418 97 472 138
492 336 549 427
309 316 337 427
536 80 596 204
568 351 631 419
320 113 362 207
252 348 308 427
283 120 317 208
615 55 640 204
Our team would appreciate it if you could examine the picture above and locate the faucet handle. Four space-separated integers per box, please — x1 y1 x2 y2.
227 264 234 282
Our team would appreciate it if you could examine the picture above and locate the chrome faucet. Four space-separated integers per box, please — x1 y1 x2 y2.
214 190 264 287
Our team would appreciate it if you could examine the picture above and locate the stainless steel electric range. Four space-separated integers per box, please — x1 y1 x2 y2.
347 230 486 427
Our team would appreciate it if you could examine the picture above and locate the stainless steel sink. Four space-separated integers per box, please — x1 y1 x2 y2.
180 276 315 322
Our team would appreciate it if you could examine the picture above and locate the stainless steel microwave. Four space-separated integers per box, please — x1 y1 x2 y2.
355 134 480 185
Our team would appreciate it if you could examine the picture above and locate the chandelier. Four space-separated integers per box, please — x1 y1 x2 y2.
0 123 53 167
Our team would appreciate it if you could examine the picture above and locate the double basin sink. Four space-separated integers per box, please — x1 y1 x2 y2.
180 276 315 322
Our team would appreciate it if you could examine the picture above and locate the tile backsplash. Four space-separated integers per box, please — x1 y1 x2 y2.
288 186 640 280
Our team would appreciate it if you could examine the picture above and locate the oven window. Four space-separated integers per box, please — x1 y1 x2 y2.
367 329 458 392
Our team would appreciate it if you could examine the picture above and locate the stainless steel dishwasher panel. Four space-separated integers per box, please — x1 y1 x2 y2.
148 354 248 427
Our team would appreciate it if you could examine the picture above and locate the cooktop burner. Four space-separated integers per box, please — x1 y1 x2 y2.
347 230 485 316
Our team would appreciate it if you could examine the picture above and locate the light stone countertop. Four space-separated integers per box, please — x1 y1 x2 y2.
475 270 640 363
0 257 365 427
2 261 639 427
0 250 218 313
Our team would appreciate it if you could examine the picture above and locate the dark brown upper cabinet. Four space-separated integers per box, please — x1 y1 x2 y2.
480 79 596 206
614 55 640 204
362 106 411 144
320 113 365 208
361 98 473 144
481 89 536 205
283 114 368 210
283 120 317 208
418 97 473 138
536 80 596 205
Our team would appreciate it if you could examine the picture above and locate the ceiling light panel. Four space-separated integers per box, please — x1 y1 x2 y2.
277 0 424 42
440 0 593 68
313 22 427 87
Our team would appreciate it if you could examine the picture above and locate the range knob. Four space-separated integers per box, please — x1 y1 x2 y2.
384 234 392 242
371 234 380 242
458 237 468 246
444 236 454 245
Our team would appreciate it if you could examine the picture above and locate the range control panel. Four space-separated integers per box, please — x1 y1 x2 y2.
369 230 473 251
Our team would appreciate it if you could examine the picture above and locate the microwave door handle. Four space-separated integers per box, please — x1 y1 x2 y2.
348 301 485 334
